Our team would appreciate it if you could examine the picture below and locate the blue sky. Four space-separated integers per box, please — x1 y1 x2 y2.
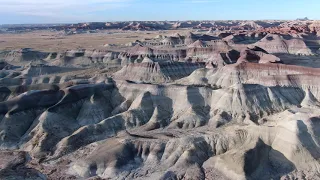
0 0 319 24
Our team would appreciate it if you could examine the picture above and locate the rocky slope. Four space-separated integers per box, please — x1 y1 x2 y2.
0 60 320 179
1 22 320 179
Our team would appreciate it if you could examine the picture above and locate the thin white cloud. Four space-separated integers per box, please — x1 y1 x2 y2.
0 0 132 22
0 0 225 23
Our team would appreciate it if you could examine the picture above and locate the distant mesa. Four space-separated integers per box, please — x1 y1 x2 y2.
296 17 310 21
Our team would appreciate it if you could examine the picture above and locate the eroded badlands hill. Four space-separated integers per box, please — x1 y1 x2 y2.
1 23 320 179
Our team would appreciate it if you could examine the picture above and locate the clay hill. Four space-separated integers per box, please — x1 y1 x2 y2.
1 20 320 180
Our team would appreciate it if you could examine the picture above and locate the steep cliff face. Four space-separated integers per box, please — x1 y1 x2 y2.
175 62 320 122
179 62 320 88
113 61 205 83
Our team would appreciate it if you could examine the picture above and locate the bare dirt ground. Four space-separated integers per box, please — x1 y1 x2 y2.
0 30 190 52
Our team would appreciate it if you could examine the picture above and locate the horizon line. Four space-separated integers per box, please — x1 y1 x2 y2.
1 18 319 26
